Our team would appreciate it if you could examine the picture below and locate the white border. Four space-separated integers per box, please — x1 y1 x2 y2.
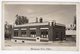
1 1 79 51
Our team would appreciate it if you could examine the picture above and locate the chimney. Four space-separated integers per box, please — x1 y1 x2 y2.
52 20 56 26
36 17 38 23
40 17 43 23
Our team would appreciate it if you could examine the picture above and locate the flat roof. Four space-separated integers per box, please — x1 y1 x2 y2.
56 23 65 27
13 22 65 28
14 22 49 27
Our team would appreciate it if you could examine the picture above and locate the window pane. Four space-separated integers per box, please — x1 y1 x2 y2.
30 30 36 37
41 29 48 38
21 30 26 37
14 30 18 36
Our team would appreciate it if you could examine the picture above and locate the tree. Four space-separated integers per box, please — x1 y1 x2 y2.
15 14 28 25
40 17 43 23
5 21 12 39
74 16 76 25
73 16 76 30
70 16 76 30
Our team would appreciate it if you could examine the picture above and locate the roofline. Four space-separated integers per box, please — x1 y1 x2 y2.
14 22 49 27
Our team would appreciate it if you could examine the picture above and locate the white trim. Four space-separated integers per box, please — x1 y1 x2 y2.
40 28 49 29
21 28 27 30
14 22 49 27
14 29 19 30
30 28 36 30
12 37 36 39
48 41 53 43
40 38 48 40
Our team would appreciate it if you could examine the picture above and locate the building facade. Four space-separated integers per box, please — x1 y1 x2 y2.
11 21 65 43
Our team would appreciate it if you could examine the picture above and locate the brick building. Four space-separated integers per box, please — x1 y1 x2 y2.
11 19 65 43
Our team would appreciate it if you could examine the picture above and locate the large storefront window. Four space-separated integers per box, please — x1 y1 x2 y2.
14 30 18 37
41 29 48 38
21 30 26 37
30 30 36 37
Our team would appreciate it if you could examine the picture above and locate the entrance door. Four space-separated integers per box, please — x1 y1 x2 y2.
55 32 61 41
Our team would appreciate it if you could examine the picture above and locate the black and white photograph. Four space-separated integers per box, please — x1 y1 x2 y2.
2 1 78 51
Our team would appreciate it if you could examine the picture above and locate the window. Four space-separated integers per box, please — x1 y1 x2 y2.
30 30 36 37
21 30 26 37
14 30 18 36
41 29 48 38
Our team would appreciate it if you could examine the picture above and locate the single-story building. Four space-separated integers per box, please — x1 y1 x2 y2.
11 21 65 43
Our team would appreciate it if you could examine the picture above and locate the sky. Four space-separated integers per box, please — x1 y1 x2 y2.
4 4 76 27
